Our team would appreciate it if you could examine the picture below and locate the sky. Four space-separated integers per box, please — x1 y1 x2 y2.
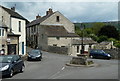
0 0 119 23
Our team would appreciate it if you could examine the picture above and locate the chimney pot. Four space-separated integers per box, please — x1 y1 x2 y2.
11 7 15 11
36 14 41 19
46 8 53 15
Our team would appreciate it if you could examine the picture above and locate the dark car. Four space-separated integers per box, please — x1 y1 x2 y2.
89 49 111 60
0 55 25 78
27 49 42 61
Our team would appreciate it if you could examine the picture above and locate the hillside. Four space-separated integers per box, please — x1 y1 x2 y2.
74 21 120 31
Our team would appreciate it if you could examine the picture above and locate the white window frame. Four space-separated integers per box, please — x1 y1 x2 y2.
0 28 4 36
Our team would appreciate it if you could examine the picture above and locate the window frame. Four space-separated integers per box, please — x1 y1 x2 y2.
56 16 60 22
19 21 21 32
0 28 4 36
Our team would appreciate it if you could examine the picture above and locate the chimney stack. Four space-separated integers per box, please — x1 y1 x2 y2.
36 14 41 19
46 8 53 15
11 7 15 11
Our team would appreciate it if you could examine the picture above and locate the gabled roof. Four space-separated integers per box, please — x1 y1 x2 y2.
27 12 56 27
72 38 97 45
2 6 26 20
43 25 79 37
100 41 112 45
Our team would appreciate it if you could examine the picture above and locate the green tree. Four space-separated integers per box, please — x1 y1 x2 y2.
97 35 108 43
89 34 99 41
92 22 105 35
114 41 120 48
98 25 119 40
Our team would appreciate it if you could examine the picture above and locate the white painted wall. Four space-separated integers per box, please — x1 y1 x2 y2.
11 17 26 55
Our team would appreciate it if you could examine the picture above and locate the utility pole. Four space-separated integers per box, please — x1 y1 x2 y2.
80 23 85 54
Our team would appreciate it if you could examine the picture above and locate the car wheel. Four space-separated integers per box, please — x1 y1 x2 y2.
9 69 14 77
20 65 25 72
39 58 41 61
107 58 111 60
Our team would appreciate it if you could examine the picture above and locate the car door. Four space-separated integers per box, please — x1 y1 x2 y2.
97 50 105 58
12 56 22 72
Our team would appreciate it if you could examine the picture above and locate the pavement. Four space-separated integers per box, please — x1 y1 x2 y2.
3 50 118 79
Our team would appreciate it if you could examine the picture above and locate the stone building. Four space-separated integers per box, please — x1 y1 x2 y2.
94 41 116 49
27 8 96 56
0 5 27 55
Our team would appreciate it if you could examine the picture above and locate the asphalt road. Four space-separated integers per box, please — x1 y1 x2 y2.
5 51 118 79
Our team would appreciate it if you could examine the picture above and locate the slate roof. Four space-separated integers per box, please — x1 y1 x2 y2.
2 6 26 20
27 12 56 27
42 25 79 37
100 41 112 45
72 38 97 45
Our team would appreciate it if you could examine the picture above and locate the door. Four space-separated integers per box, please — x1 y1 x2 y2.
8 44 16 55
22 42 24 55
12 56 22 72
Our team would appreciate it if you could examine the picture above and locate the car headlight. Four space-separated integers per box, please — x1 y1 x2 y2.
107 54 111 57
36 55 41 57
1 65 9 71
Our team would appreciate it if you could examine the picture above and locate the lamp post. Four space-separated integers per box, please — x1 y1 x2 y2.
80 23 85 54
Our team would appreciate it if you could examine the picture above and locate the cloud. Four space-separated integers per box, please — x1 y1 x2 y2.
1 2 118 22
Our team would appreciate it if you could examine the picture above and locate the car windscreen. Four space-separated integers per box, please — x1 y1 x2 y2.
97 50 105 53
0 56 13 63
29 50 40 54
91 50 105 53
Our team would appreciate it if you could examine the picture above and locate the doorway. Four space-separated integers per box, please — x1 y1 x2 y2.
8 44 16 54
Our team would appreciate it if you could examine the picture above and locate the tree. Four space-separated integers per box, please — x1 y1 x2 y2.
89 34 99 41
97 35 108 43
92 22 105 35
98 25 119 40
114 41 120 48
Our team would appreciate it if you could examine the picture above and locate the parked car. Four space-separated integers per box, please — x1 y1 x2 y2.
89 49 111 60
27 49 42 61
0 55 25 78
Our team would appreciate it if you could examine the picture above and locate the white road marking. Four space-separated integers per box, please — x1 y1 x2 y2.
48 66 65 79
61 67 65 70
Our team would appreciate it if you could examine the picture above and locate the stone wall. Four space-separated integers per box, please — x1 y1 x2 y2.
103 48 119 59
41 11 75 33
47 46 68 55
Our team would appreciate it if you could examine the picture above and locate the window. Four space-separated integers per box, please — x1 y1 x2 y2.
34 26 36 32
53 44 57 46
41 34 44 39
2 29 4 36
56 16 60 22
31 27 33 33
19 21 21 32
0 29 1 36
77 46 79 53
0 28 4 36
2 16 3 22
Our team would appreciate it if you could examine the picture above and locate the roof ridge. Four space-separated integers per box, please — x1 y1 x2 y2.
2 6 26 20
27 12 56 27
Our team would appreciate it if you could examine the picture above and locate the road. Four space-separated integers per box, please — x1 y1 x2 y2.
5 51 118 79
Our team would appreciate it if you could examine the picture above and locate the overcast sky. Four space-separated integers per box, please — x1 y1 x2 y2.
0 1 118 23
